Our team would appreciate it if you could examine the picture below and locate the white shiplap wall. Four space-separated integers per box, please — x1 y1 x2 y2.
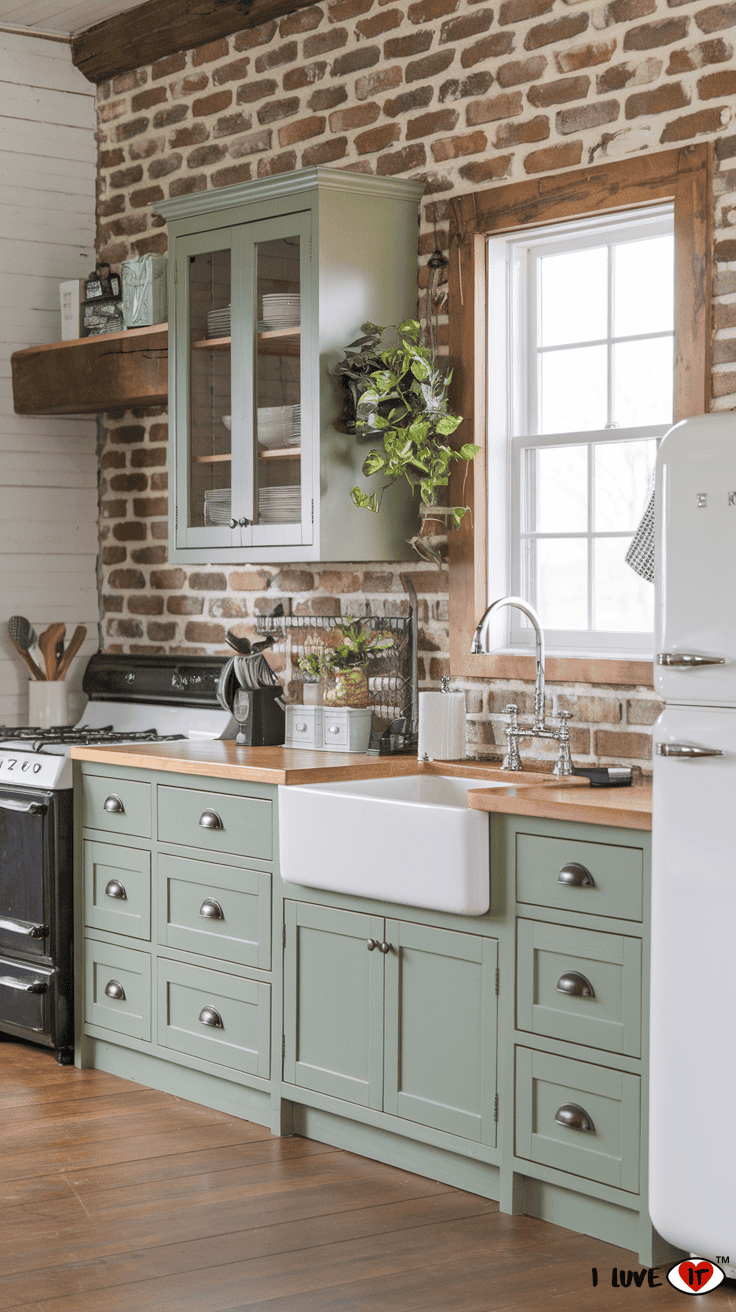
0 29 98 724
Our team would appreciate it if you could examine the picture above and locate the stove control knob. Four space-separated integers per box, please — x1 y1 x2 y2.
199 810 223 830
125 672 135 684
103 794 125 814
105 880 127 901
104 979 126 1001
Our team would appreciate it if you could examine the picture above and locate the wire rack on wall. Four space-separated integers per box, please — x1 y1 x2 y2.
255 613 413 725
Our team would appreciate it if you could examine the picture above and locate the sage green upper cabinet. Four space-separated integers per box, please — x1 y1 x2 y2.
155 168 423 565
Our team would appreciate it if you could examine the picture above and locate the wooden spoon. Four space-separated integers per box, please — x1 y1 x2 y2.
55 626 87 681
38 624 65 681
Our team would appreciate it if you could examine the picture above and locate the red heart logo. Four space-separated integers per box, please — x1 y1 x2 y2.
678 1261 714 1290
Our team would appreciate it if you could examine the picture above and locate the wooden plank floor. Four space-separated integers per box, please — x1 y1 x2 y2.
0 1038 734 1311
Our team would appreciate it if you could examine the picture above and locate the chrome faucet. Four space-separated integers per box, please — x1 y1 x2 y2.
471 595 573 777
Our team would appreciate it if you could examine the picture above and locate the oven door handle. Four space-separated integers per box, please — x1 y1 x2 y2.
0 916 48 940
0 797 47 815
0 976 47 994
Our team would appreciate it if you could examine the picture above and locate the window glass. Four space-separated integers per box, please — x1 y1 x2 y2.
594 439 657 533
539 345 607 434
534 538 588 630
532 444 587 534
613 234 674 337
612 337 673 427
539 246 607 347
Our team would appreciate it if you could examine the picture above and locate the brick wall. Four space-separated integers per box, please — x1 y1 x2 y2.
94 0 736 771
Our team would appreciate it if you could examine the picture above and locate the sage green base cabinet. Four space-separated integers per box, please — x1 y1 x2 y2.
74 764 679 1267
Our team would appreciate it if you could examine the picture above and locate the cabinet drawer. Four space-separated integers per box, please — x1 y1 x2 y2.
84 939 151 1042
515 1047 640 1193
515 832 643 922
82 774 151 839
157 785 272 861
517 920 641 1057
157 957 270 1077
157 854 271 970
84 841 151 941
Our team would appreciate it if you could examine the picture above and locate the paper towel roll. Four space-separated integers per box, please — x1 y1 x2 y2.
418 690 465 761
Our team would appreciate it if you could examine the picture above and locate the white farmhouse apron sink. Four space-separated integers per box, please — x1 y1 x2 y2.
278 774 502 915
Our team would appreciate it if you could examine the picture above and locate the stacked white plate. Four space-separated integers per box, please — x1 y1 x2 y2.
259 486 300 523
203 488 232 526
261 293 300 330
257 404 301 450
207 306 231 338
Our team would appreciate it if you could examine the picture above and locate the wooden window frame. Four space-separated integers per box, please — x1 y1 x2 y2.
448 144 712 689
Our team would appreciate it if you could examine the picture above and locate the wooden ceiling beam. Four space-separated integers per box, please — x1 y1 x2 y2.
71 0 311 84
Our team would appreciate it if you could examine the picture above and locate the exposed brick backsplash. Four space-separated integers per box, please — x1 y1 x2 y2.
94 0 736 771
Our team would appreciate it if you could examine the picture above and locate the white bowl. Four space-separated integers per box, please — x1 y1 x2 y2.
222 415 231 431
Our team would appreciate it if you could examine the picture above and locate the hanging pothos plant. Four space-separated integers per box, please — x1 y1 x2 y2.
331 319 479 530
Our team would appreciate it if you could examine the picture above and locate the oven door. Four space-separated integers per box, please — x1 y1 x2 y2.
0 957 55 1043
0 788 51 960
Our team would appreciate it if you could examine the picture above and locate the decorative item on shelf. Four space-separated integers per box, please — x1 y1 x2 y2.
297 616 394 710
82 262 124 337
121 255 167 329
330 320 479 563
285 704 373 753
59 279 85 341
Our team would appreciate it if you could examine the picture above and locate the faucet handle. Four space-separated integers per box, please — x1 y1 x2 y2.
504 702 519 723
557 709 572 724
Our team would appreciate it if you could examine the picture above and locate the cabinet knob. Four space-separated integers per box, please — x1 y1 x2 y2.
378 941 391 954
199 810 223 830
199 1006 223 1029
229 518 238 529
328 725 340 735
103 794 125 814
104 979 126 1001
199 898 224 920
296 722 308 732
105 880 127 900
557 862 595 888
556 970 595 998
554 1102 596 1134
366 938 377 951
239 517 251 528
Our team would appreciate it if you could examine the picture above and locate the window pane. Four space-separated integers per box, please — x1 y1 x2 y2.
529 444 587 533
539 246 607 347
594 438 657 533
539 345 607 434
594 538 654 632
535 538 588 630
613 336 673 427
613 234 674 338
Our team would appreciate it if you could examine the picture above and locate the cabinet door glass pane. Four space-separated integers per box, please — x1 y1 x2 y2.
188 249 232 531
255 236 301 528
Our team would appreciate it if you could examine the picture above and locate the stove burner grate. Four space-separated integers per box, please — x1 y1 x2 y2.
0 725 187 747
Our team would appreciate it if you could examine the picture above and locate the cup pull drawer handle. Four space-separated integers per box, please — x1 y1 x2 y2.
103 794 125 814
554 1102 596 1134
199 1006 223 1028
199 898 224 920
104 979 126 1001
199 810 223 830
105 880 127 900
557 862 595 888
556 971 595 998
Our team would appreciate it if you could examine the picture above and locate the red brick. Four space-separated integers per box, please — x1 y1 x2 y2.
170 124 209 147
151 568 185 589
184 622 226 644
192 90 232 117
167 596 205 615
431 128 486 160
695 2 736 33
128 595 164 616
713 338 736 364
597 56 661 90
497 55 547 86
145 621 176 641
129 138 162 160
439 9 492 42
214 112 253 138
699 68 736 97
406 50 454 80
459 156 513 181
108 567 145 590
129 185 164 207
331 45 380 75
211 162 254 186
713 370 736 397
188 571 228 590
304 27 348 55
496 113 550 146
309 86 349 109
461 32 515 64
130 546 167 565
230 128 273 157
101 214 148 238
280 5 323 34
187 143 227 168
102 595 124 614
115 117 149 142
284 62 328 89
100 148 125 168
409 0 458 20
132 233 168 257
467 90 523 123
112 68 147 92
110 472 148 493
661 105 725 139
170 73 208 98
169 175 207 197
499 0 552 22
152 52 186 79
237 78 278 104
557 99 619 132
407 108 458 138
384 32 433 59
149 154 182 178
98 241 128 264
113 522 146 542
595 729 651 759
385 86 434 115
329 102 380 130
255 41 298 71
714 300 736 330
523 140 584 172
193 38 229 65
328 0 372 18
555 39 617 72
258 96 300 124
98 196 125 217
525 14 588 50
606 0 656 21
356 65 404 96
376 141 427 173
714 238 736 260
258 151 298 176
528 75 590 105
103 546 127 565
234 21 277 49
131 446 167 467
439 71 492 101
302 137 348 163
358 8 402 37
278 115 326 146
716 133 736 160
131 87 166 111
99 98 127 123
152 104 188 128
624 17 690 50
213 57 251 85
625 81 689 116
667 37 732 72
355 122 401 152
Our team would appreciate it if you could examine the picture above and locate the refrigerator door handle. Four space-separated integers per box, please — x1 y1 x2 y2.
655 743 724 758
657 653 725 667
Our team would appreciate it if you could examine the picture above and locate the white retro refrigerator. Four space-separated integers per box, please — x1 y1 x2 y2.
650 412 736 1263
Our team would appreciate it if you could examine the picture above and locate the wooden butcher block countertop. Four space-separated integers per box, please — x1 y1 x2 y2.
70 741 651 829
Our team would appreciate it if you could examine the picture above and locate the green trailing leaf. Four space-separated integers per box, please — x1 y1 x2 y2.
452 506 468 528
362 449 387 477
350 487 379 512
459 443 481 460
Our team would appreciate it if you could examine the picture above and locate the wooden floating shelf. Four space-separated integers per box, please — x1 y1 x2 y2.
192 336 231 351
259 447 300 460
191 326 301 359
11 323 168 416
193 453 232 464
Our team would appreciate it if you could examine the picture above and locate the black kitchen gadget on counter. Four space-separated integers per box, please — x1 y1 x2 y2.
572 766 633 787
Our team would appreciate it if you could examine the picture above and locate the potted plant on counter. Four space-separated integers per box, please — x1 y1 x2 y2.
298 617 394 708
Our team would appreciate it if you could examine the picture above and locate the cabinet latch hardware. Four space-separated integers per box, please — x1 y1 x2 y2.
494 1093 499 1122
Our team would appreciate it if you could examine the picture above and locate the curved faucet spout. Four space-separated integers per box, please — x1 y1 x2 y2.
471 595 546 728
